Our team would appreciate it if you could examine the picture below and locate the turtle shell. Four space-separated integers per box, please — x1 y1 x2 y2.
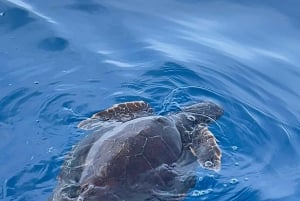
79 115 182 186
58 124 118 183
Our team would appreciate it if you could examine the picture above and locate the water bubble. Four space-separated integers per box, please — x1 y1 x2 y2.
223 183 228 187
207 188 213 193
191 190 206 197
204 161 213 167
191 190 200 197
192 188 213 197
234 162 239 166
34 81 39 84
198 176 204 181
230 178 239 184
244 177 249 181
48 146 54 153
0 12 4 16
232 146 238 151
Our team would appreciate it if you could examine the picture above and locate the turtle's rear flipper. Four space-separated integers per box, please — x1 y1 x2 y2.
189 127 222 171
145 164 196 201
78 101 153 130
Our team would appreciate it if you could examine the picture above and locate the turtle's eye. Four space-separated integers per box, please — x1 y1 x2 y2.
186 114 196 122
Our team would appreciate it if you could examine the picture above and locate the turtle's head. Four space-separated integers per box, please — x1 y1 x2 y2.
172 101 223 144
180 101 223 125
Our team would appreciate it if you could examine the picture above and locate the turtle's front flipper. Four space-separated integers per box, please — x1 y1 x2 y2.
189 127 222 171
78 101 153 130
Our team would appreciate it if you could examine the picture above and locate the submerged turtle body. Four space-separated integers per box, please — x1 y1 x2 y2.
50 101 223 201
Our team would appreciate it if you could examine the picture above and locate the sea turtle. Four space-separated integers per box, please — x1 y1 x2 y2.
49 100 223 201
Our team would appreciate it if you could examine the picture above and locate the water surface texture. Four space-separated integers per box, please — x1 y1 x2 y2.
1 0 300 201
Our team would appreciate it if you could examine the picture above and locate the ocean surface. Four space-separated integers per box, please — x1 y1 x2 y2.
1 0 300 201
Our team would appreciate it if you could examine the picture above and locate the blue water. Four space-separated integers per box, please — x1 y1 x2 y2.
1 0 300 200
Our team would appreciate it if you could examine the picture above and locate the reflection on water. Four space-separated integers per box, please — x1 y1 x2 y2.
0 0 300 200
0 7 35 30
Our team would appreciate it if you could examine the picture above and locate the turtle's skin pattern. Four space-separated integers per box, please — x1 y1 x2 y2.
49 101 223 201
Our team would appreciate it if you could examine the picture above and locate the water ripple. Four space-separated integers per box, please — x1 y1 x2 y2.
1 1 300 201
5 0 57 24
0 87 42 123
3 157 62 201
